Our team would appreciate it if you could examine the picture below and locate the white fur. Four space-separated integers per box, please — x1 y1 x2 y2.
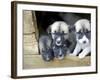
72 19 91 59
50 21 69 40
75 19 90 32
56 37 62 46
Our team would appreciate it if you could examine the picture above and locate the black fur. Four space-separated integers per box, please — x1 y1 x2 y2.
39 35 54 61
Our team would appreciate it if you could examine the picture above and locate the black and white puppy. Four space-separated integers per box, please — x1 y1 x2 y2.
39 35 54 61
72 19 91 59
47 21 71 59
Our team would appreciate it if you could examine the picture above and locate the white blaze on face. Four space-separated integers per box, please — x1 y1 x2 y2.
78 35 90 49
56 37 61 46
79 35 88 44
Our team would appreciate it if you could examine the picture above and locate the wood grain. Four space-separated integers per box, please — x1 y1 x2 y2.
23 55 90 69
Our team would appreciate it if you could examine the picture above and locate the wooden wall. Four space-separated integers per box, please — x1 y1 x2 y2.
23 10 39 55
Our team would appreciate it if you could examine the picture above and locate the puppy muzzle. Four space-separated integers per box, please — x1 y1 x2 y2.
56 37 62 46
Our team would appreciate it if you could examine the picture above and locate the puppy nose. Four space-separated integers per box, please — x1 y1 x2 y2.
83 41 86 44
59 54 62 57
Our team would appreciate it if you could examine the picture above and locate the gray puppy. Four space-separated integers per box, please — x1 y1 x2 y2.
39 35 54 61
52 42 68 60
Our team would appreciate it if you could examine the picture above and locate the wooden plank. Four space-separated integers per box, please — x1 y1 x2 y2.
32 11 39 40
24 45 39 55
24 34 37 43
23 10 35 33
24 34 39 55
23 11 39 55
23 55 90 69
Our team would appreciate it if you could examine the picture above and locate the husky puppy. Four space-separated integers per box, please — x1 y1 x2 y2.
72 19 91 59
47 21 72 59
39 35 54 61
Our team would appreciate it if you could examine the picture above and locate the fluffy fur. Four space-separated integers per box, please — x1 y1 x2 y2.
47 21 69 46
39 35 54 61
52 42 68 60
47 21 71 59
72 19 91 59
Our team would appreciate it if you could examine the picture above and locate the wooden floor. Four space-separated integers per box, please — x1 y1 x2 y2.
23 54 91 69
23 33 91 69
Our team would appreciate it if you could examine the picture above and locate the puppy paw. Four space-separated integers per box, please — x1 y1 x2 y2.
78 54 85 59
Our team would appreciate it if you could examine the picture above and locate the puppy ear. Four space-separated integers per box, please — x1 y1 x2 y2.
69 25 76 32
46 25 51 34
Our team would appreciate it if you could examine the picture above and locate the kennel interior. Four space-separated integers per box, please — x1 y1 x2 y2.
23 10 91 69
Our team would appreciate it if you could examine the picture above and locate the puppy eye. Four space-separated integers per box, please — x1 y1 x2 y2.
86 30 90 33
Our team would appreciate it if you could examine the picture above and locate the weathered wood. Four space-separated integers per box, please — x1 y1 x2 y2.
24 34 39 54
24 44 39 54
23 10 35 33
23 11 39 55
24 34 37 43
23 55 90 69
32 11 39 40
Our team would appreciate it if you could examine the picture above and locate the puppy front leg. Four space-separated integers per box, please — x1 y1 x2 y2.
78 46 90 59
70 43 81 56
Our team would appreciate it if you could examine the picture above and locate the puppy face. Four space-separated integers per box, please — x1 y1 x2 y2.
53 44 67 60
75 19 91 45
48 21 69 46
42 48 54 61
